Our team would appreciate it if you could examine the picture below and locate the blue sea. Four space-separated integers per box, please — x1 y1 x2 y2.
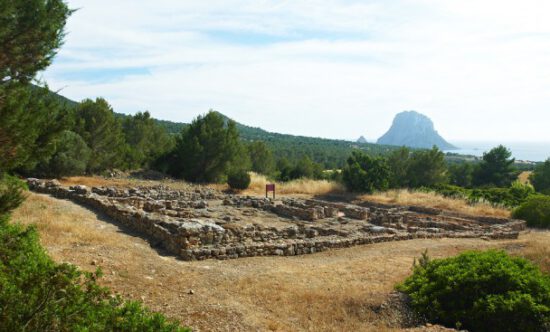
445 141 550 162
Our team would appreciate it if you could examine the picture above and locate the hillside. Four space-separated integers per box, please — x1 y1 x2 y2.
46 88 400 168
377 111 456 150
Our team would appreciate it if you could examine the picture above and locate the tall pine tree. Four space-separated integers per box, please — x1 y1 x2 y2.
74 98 126 173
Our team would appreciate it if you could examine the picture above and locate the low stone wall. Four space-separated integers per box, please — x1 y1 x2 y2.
27 179 526 261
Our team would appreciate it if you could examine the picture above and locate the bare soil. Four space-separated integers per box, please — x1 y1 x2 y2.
12 192 549 332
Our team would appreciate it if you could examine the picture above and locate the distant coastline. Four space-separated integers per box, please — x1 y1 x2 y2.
445 141 550 162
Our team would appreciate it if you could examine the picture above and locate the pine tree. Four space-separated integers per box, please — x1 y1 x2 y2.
473 145 517 187
123 111 174 169
74 98 127 173
247 141 275 175
169 111 245 183
0 0 71 173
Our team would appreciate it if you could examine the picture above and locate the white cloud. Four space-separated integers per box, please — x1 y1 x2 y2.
43 0 550 142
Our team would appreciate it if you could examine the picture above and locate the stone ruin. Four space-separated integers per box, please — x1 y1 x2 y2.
27 179 526 261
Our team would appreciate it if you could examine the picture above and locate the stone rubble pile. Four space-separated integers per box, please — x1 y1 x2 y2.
27 179 526 261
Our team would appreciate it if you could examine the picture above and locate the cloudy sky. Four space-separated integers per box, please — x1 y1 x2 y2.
42 0 550 142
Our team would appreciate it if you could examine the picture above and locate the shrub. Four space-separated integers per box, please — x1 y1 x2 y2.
427 182 535 208
0 221 189 331
397 250 550 332
513 195 550 228
343 151 390 193
227 170 251 190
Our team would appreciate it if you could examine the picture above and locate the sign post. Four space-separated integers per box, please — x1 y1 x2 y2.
266 183 275 199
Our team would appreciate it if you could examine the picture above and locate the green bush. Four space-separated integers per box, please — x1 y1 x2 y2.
427 181 535 208
397 250 550 332
513 195 550 228
343 151 390 193
0 221 189 332
227 170 251 190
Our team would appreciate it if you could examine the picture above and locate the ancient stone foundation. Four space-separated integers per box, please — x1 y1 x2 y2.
27 179 526 261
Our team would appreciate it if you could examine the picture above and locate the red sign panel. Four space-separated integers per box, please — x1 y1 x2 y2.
266 184 276 199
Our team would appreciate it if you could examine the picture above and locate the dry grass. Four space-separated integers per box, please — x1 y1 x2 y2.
11 192 550 331
516 230 550 273
360 189 511 218
242 173 345 196
518 171 533 185
11 193 120 248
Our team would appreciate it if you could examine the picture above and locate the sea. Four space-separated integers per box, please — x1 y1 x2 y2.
445 141 550 162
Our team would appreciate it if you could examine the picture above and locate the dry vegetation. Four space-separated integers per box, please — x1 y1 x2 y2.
243 173 345 197
514 230 550 274
518 171 533 185
359 189 511 218
11 191 548 332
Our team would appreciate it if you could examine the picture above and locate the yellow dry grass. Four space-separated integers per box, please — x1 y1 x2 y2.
517 230 550 273
360 189 510 218
242 173 345 196
11 193 119 247
11 192 550 331
518 171 533 185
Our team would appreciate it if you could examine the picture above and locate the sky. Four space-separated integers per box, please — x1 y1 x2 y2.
42 0 550 143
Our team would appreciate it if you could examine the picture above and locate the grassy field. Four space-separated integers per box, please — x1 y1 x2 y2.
12 188 548 331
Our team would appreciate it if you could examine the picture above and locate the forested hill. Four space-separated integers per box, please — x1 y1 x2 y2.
142 111 400 168
47 88 400 168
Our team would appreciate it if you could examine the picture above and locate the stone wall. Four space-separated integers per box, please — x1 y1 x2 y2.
27 179 526 261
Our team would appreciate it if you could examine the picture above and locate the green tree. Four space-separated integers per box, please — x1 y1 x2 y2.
276 157 294 182
407 146 448 188
448 162 474 187
169 111 244 183
36 130 91 177
122 111 174 169
1 85 71 173
290 156 323 180
247 141 275 175
387 147 411 188
474 145 517 187
0 0 71 86
343 151 390 193
0 0 71 173
74 98 127 173
530 159 550 194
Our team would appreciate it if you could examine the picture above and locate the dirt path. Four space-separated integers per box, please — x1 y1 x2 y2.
12 193 547 332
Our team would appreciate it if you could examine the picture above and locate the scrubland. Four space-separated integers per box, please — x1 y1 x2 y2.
12 185 548 331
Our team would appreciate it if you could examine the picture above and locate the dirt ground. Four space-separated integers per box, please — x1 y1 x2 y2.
12 192 550 332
